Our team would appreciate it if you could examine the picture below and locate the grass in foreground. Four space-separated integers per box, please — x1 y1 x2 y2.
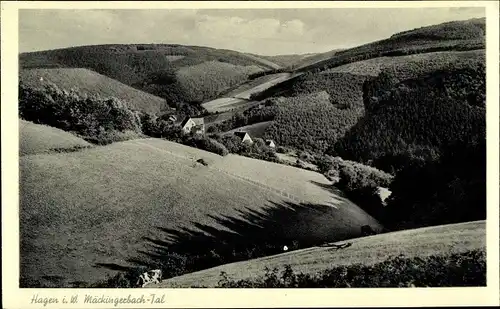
19 120 93 156
216 249 485 288
156 220 484 287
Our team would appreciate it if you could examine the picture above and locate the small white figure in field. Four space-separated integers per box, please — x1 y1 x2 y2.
283 245 288 252
40 77 43 82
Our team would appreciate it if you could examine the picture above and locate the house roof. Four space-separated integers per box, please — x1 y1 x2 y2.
192 117 205 126
234 131 251 140
180 117 205 127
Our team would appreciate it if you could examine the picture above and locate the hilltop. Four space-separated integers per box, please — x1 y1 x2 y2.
295 18 485 74
19 44 283 113
20 138 381 287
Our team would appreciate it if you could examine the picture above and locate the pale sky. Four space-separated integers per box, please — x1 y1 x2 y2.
19 8 485 56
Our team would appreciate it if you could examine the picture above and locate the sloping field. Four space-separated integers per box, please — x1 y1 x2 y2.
322 50 485 78
231 73 298 99
292 49 344 70
202 98 260 113
243 53 282 70
19 120 92 156
176 61 263 103
201 73 301 113
20 138 381 287
223 121 274 139
20 68 168 115
295 18 484 74
156 220 485 287
222 73 293 98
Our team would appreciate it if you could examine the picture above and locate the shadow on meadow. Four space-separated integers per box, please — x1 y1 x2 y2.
94 198 377 286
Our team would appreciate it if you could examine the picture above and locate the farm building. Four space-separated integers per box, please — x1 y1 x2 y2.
265 140 276 148
181 117 205 135
234 131 253 144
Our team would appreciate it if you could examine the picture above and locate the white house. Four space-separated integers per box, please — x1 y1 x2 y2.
265 139 276 148
234 131 253 144
181 117 205 134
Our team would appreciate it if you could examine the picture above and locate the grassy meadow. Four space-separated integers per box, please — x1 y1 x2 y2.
20 138 380 287
155 220 485 287
20 68 169 115
19 120 92 156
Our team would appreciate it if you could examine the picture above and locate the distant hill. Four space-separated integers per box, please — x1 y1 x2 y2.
19 119 92 156
247 49 483 155
20 68 170 115
20 138 381 287
258 53 318 68
296 18 485 74
19 44 283 109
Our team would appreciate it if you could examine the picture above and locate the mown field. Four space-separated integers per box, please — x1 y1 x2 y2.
223 121 274 139
19 68 169 115
155 220 485 287
222 73 295 98
20 138 381 287
202 98 260 114
19 119 92 156
201 73 300 113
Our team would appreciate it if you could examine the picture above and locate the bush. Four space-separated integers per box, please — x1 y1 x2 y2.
185 136 229 156
217 250 485 288
315 155 393 220
83 130 144 145
19 83 142 144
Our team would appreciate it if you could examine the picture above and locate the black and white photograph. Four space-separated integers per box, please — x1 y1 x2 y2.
2 0 499 307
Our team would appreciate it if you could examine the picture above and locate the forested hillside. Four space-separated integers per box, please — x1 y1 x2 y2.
19 44 281 115
333 61 485 173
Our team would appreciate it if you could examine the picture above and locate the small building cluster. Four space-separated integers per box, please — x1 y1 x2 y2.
180 117 205 135
179 116 276 148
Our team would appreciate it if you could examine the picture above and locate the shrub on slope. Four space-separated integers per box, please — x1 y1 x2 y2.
19 83 143 145
316 155 393 220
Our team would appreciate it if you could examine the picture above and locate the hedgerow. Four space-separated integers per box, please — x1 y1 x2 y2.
216 249 485 288
19 83 142 145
